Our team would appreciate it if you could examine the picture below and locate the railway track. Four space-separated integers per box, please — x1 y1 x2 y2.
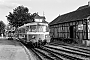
43 45 90 60
28 47 62 60
49 41 90 51
36 47 82 60
27 42 90 60
49 42 90 53
32 48 64 60
29 45 90 60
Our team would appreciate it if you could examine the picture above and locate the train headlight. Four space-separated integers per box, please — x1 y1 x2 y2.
45 35 48 38
32 36 35 39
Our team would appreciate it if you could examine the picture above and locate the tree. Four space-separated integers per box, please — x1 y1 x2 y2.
0 21 6 36
30 13 37 22
6 6 33 28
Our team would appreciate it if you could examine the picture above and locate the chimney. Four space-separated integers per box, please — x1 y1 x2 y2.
88 1 90 6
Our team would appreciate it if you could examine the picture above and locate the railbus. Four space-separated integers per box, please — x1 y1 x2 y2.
17 22 50 47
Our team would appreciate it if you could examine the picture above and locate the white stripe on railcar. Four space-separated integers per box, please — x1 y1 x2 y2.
27 32 49 34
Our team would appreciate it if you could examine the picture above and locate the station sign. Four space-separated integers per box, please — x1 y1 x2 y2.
78 24 83 30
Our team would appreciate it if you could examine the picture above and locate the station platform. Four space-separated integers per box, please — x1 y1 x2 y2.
0 38 39 60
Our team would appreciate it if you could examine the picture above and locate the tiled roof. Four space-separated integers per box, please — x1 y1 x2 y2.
42 20 48 23
34 14 46 19
49 5 90 25
77 5 88 10
34 13 48 23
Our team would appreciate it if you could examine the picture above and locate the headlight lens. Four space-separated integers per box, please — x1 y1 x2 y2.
32 36 35 39
45 35 48 38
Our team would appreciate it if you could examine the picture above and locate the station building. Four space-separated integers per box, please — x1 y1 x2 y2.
49 2 90 46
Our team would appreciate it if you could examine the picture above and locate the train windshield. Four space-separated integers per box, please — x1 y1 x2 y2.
30 25 49 32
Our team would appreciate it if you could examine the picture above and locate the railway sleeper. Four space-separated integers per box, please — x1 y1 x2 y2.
45 45 90 58
34 48 55 60
36 48 64 60
42 46 90 60
38 47 70 60
49 44 90 54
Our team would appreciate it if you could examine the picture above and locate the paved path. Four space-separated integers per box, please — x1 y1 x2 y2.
0 37 39 60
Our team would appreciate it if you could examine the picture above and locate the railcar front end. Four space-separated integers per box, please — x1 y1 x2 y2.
17 22 50 47
26 23 50 47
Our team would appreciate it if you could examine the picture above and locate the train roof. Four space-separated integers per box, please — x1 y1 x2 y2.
18 22 48 29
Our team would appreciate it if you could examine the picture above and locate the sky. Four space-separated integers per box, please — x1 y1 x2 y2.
0 0 90 24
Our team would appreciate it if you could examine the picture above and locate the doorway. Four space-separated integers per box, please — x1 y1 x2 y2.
70 26 74 38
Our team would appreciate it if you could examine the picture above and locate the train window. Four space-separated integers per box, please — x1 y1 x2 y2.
30 25 37 32
43 26 46 32
26 26 29 31
46 26 49 32
29 25 49 32
37 25 45 32
19 34 25 38
19 28 25 33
